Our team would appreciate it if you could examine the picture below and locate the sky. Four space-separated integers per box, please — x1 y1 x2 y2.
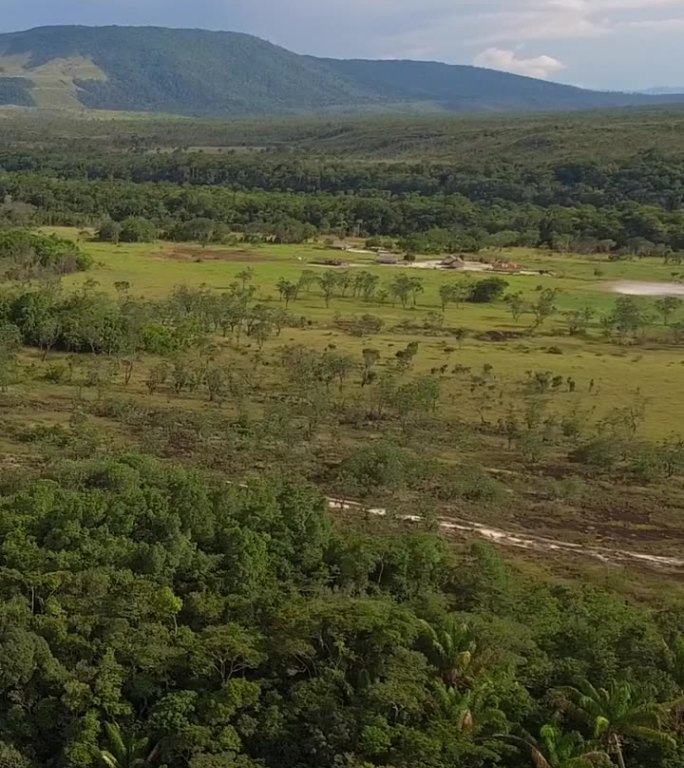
2 0 684 90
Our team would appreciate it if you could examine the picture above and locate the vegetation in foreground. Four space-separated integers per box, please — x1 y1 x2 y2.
0 454 683 768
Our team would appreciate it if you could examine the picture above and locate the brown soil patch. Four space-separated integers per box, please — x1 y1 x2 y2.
164 246 280 263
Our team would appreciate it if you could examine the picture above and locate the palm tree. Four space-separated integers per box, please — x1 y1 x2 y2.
431 679 508 736
98 722 159 768
561 680 675 768
505 724 611 768
420 617 491 690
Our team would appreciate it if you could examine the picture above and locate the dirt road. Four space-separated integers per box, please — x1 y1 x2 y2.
327 498 684 572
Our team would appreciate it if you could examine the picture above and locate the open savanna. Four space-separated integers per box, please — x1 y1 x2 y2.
49 228 684 439
1 228 682 581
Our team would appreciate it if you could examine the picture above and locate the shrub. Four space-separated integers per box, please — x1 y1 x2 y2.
467 277 509 303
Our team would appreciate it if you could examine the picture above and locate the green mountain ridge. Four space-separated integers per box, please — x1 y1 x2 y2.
1 25 684 116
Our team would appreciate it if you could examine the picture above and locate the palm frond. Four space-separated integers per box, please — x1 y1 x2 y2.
100 750 121 768
626 725 676 749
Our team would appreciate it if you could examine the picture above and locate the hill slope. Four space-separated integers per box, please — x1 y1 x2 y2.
1 25 684 116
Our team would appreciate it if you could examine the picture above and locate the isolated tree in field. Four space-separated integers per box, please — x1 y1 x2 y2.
361 347 380 386
453 327 468 347
318 270 339 308
655 296 681 325
98 722 158 768
532 288 558 329
389 274 414 308
438 283 465 313
205 364 230 404
409 276 424 306
505 725 611 768
352 270 379 301
236 268 254 291
248 320 273 350
276 278 298 307
145 362 169 395
605 297 650 342
337 270 352 297
468 277 509 304
560 679 675 768
395 341 419 372
565 306 595 336
505 292 528 323
323 351 357 392
298 269 317 295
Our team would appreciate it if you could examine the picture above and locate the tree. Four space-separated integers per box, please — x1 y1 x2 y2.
276 278 298 308
532 288 558 329
561 680 675 768
389 274 414 309
505 292 528 323
431 680 508 736
236 268 254 291
565 306 595 337
409 276 424 307
361 348 380 386
605 297 650 342
98 722 158 768
119 218 156 243
322 351 356 392
318 271 339 308
0 322 21 392
506 725 611 768
439 284 454 313
468 277 509 304
97 220 122 244
420 617 486 691
655 296 681 326
191 624 265 685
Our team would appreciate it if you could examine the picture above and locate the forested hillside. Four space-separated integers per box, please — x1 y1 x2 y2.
0 25 684 115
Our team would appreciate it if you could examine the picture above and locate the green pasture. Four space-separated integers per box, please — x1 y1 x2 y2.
46 229 684 437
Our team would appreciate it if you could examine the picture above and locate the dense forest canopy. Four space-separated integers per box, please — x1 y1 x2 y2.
1 111 684 253
0 454 682 768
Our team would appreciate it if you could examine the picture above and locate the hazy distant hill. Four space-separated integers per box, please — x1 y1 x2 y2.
642 87 684 95
1 25 683 116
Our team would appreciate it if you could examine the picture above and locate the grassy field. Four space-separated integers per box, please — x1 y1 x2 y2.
48 229 684 439
0 227 681 577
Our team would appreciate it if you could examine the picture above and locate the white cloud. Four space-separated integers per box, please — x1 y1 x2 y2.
474 47 566 78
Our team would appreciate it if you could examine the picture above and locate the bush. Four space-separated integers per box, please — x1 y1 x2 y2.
435 466 504 503
0 229 91 275
119 217 157 243
569 437 622 468
468 277 509 303
340 441 420 496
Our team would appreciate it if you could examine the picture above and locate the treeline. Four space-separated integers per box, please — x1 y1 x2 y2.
2 149 684 209
0 453 682 768
2 172 684 252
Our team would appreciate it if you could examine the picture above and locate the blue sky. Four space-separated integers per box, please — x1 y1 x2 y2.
3 0 684 90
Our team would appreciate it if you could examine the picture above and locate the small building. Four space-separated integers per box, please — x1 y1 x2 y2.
441 255 466 269
376 251 399 265
492 260 522 272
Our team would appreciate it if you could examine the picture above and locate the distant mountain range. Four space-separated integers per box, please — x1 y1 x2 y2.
641 87 684 95
1 25 684 116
